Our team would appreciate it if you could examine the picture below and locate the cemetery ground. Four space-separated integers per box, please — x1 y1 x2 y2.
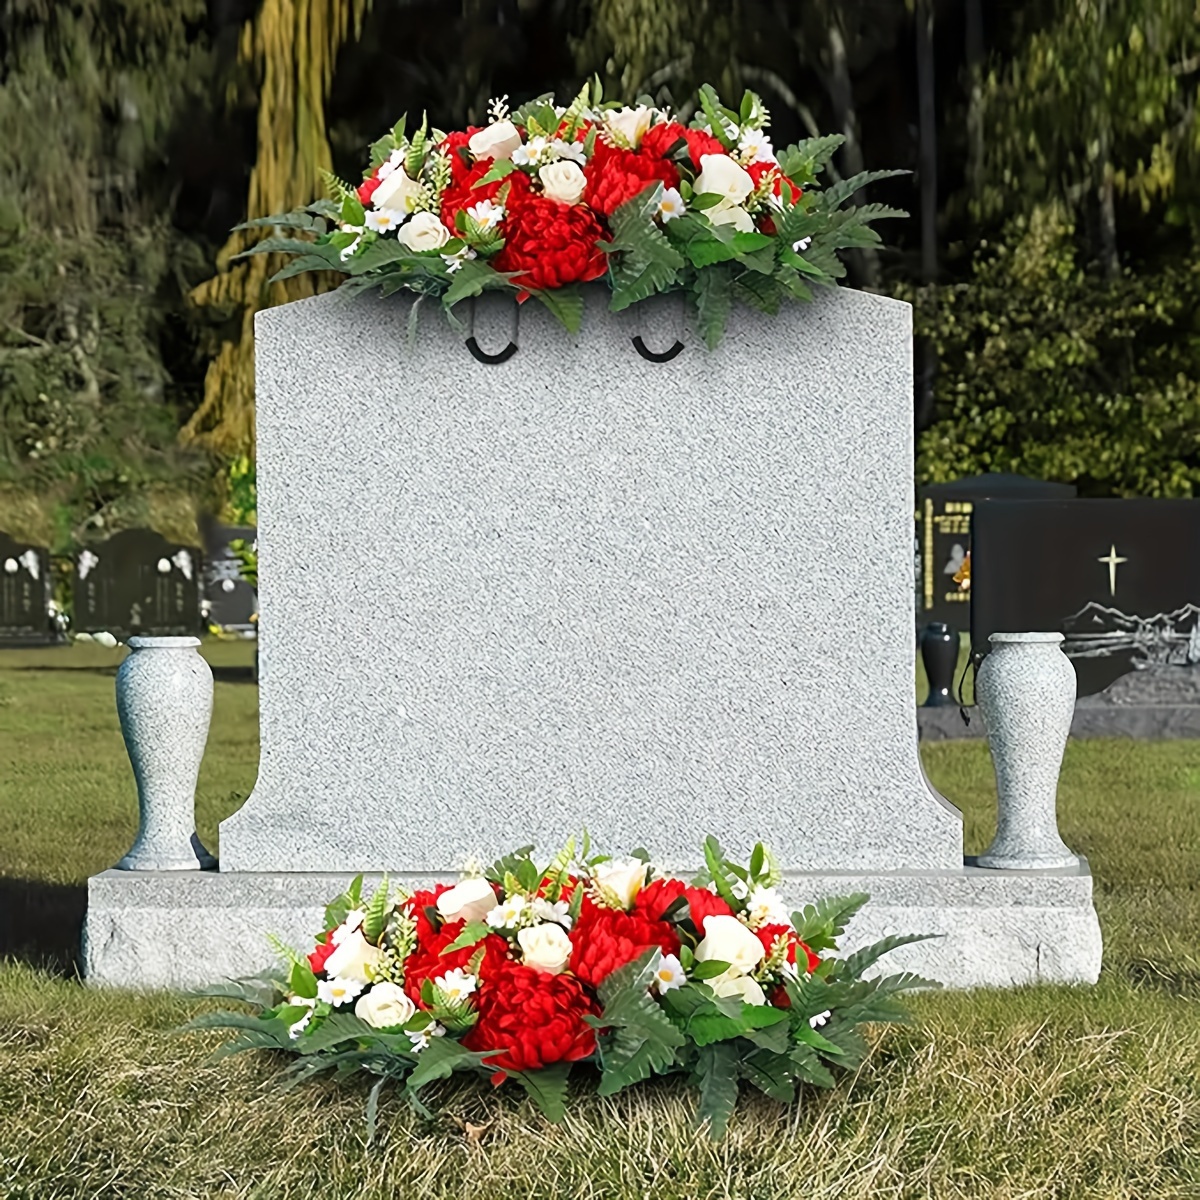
0 644 1197 1199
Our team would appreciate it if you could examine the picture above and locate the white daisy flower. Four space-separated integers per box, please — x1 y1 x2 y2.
657 186 686 222
486 894 528 929
549 138 587 165
809 1009 832 1029
793 236 812 253
441 245 477 274
364 208 403 234
316 976 365 1007
512 135 549 166
407 1022 446 1053
738 128 777 166
529 897 572 929
651 953 686 994
466 199 505 230
743 886 790 930
433 968 477 1004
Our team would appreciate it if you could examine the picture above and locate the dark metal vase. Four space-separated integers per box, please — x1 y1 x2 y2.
920 622 958 707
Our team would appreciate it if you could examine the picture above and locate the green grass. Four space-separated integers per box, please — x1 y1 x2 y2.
1 643 1199 1198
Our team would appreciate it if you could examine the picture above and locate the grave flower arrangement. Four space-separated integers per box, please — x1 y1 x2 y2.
192 836 937 1139
236 82 904 346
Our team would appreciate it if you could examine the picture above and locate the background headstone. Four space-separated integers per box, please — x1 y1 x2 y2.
199 517 258 632
916 473 1077 634
73 529 203 638
219 287 963 874
0 532 55 646
971 498 1200 695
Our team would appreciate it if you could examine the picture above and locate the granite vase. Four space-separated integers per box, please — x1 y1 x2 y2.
115 636 217 870
976 632 1079 870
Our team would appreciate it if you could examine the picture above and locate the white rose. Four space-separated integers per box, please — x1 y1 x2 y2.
517 922 573 975
694 153 755 207
355 981 416 1029
695 914 765 975
606 105 655 149
707 201 755 233
592 858 648 910
468 119 522 162
436 877 497 925
323 929 383 983
371 167 425 214
396 211 450 252
709 970 767 1006
539 160 586 205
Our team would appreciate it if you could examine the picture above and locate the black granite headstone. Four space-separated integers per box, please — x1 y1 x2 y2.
971 498 1200 696
199 519 257 631
73 529 203 637
0 532 56 646
916 473 1077 634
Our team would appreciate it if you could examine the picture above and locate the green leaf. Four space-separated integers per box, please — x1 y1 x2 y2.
697 84 737 151
510 1063 571 1121
603 184 686 311
369 133 396 170
686 236 739 269
690 191 727 211
791 893 870 955
291 1012 373 1055
814 169 910 211
442 259 518 308
777 135 845 184
233 210 327 234
833 932 943 982
733 271 782 314
702 834 741 910
788 1042 837 1088
688 1003 788 1047
689 959 732 981
404 1036 489 1093
793 1020 848 1058
740 1047 796 1103
694 1042 739 1139
472 158 516 188
287 959 318 1000
362 877 392 943
440 920 491 954
749 844 765 882
692 264 734 350
530 285 584 334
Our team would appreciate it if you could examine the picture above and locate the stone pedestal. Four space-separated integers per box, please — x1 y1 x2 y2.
84 285 1102 990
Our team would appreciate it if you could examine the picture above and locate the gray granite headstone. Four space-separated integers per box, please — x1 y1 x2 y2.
220 286 962 874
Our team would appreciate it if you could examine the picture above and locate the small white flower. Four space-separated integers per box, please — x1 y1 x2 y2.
364 208 403 234
743 885 789 930
809 1009 832 1030
793 236 812 253
433 968 477 1004
512 135 549 166
486 894 528 929
286 996 317 1040
331 910 365 945
657 186 686 222
780 958 801 982
406 1022 446 1053
442 245 477 274
738 128 776 166
730 878 750 902
529 897 572 929
339 236 361 262
549 137 587 165
652 953 686 994
316 976 365 1007
466 199 505 230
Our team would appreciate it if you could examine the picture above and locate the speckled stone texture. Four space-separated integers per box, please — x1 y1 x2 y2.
219 285 963 874
976 634 1081 870
82 865 1102 990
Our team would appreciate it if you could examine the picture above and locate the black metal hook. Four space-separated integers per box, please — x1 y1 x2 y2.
465 337 518 364
632 336 685 363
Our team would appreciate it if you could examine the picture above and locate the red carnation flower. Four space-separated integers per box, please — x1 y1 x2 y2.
405 884 454 947
635 878 735 929
492 196 609 292
748 160 802 205
679 127 728 171
583 139 680 217
569 901 680 990
307 933 337 976
437 128 481 184
639 121 690 163
356 174 382 206
403 919 510 1006
756 923 821 976
439 160 534 234
463 960 598 1079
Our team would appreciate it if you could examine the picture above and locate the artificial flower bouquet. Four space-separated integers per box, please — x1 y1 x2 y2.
193 836 937 1139
236 82 904 346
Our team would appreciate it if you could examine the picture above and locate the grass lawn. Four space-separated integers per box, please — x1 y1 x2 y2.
1 641 1198 1198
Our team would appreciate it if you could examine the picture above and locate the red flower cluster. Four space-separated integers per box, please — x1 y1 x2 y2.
568 899 681 990
635 877 734 929
492 196 609 292
583 137 680 218
403 919 510 1006
463 961 598 1078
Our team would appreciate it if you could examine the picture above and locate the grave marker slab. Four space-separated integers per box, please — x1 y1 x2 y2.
0 532 55 646
84 288 1102 990
73 529 203 638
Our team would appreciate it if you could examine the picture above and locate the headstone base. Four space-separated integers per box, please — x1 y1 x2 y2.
82 862 1102 991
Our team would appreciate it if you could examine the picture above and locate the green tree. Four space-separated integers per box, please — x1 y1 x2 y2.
0 0 217 544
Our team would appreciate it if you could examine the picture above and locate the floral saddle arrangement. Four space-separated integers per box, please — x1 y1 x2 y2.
237 82 905 347
192 836 938 1140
